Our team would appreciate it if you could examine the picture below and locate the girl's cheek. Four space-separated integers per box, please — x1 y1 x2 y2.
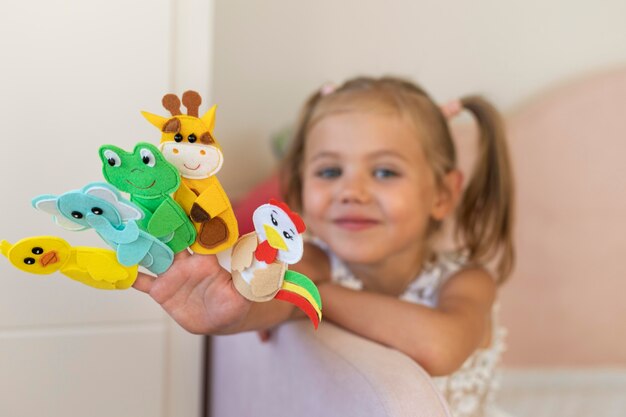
302 180 327 219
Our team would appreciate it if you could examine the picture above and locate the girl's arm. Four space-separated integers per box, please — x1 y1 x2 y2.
318 267 496 376
132 242 330 335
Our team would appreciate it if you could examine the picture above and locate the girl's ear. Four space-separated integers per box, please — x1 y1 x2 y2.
431 169 463 220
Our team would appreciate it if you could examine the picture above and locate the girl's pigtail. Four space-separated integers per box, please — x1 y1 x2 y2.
456 96 515 283
281 90 325 209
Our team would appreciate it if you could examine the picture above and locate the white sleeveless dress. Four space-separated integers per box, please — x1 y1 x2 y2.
315 241 510 417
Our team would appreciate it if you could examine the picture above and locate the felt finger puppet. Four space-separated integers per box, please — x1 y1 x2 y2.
32 182 174 275
0 236 137 290
141 91 238 254
231 199 322 329
98 142 196 253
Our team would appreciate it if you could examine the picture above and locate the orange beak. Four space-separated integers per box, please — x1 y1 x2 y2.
40 251 59 267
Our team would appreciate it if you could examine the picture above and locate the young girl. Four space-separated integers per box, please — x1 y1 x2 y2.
133 76 514 417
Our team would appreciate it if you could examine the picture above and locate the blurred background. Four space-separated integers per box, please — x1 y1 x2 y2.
1 1 625 416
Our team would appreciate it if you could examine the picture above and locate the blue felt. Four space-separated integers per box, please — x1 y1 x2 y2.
33 182 174 274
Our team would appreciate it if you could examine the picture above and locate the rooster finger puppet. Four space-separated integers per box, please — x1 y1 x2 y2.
231 199 322 329
141 91 238 254
1 236 138 290
32 183 174 275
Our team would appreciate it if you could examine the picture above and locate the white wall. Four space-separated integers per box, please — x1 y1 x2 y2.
211 0 626 194
0 1 212 416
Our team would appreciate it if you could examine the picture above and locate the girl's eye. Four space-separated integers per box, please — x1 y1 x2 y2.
139 148 156 167
174 133 183 142
316 167 341 179
188 134 197 143
270 214 278 226
103 150 121 167
283 231 293 240
373 168 399 179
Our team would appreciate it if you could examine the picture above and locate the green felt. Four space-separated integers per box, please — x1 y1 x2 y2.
283 270 322 309
99 142 196 253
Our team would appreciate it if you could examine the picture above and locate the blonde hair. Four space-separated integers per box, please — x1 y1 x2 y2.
281 76 515 283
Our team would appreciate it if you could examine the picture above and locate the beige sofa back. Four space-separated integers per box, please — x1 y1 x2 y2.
455 68 626 367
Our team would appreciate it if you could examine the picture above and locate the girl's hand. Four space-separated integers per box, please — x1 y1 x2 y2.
132 250 252 335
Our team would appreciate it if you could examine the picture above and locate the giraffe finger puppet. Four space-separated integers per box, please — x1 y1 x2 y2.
231 199 322 329
32 182 174 275
98 142 196 253
1 236 137 290
141 91 238 254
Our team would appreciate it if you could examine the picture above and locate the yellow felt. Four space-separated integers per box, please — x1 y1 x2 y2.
175 176 239 254
140 111 169 130
200 105 217 133
182 176 230 216
281 281 322 319
72 249 137 289
174 182 197 214
264 225 287 251
1 236 71 275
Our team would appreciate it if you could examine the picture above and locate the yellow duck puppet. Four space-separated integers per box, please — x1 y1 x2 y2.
231 199 322 329
1 236 137 290
141 91 238 254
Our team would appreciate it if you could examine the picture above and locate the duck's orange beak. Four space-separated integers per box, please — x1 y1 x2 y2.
40 251 59 267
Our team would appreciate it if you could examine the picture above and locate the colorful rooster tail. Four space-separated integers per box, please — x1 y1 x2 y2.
275 270 322 329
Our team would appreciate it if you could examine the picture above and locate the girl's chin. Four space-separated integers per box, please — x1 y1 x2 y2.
322 239 386 264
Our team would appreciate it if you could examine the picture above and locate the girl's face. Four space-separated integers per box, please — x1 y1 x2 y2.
302 111 451 267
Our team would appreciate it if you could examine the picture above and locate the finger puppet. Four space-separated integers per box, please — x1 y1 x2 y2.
0 236 137 290
98 142 196 253
231 199 322 329
32 182 174 275
141 91 238 254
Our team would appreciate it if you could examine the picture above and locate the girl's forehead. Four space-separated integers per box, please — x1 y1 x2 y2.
305 111 424 157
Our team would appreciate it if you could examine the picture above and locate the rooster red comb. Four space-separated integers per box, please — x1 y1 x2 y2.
269 199 306 233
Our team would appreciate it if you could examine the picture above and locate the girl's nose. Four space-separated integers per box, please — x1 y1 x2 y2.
338 175 370 204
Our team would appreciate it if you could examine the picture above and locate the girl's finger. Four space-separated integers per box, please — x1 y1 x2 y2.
132 271 156 294
174 248 192 262
257 329 272 343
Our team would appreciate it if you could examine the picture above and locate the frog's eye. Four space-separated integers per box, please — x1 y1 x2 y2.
103 150 121 167
139 148 156 167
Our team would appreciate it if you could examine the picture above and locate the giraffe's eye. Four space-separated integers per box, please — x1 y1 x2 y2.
139 148 156 167
174 133 183 142
32 247 44 255
24 257 35 265
91 207 103 215
103 150 121 167
71 211 83 219
188 134 197 143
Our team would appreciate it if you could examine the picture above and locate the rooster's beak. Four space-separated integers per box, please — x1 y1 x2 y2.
263 225 287 251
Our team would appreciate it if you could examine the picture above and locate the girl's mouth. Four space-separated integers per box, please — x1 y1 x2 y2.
184 163 201 171
333 217 379 231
